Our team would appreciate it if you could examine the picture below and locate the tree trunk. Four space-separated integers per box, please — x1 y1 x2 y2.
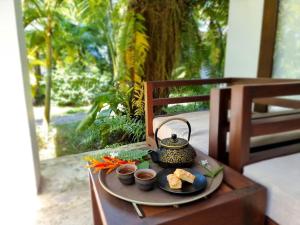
142 1 183 83
139 0 186 113
44 13 52 124
33 51 44 105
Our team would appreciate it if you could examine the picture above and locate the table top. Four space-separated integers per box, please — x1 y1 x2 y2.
98 154 223 206
89 150 266 225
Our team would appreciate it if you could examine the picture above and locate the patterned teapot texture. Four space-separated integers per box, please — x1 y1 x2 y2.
150 118 196 168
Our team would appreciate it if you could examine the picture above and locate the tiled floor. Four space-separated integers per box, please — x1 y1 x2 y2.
36 142 147 225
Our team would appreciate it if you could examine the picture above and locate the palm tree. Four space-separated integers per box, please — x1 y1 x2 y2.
25 28 45 105
23 0 65 124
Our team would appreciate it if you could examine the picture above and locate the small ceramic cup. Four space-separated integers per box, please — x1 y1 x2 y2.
116 164 137 185
134 169 157 191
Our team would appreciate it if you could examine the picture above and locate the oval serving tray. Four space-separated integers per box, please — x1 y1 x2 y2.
98 155 223 206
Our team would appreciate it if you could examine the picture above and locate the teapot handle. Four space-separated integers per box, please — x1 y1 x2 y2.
154 117 191 149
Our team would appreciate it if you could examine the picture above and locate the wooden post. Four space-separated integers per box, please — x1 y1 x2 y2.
257 0 279 78
209 88 231 163
229 85 252 172
255 0 279 113
144 82 154 145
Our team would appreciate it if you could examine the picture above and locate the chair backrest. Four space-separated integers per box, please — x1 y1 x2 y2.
228 82 300 172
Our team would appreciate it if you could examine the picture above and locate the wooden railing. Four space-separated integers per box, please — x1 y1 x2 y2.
144 78 233 147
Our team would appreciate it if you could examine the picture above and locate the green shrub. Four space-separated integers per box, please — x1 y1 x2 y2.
53 115 145 157
81 115 146 149
162 84 211 114
52 66 111 106
53 122 102 157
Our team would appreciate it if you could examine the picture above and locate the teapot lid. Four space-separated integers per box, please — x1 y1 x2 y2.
160 134 189 149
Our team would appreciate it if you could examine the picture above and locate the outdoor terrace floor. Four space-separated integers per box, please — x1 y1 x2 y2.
37 142 147 225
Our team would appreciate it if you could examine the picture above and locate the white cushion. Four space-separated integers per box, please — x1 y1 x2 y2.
244 153 300 225
251 130 300 148
153 111 210 155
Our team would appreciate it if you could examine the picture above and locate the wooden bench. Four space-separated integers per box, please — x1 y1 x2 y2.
145 78 299 159
223 82 300 225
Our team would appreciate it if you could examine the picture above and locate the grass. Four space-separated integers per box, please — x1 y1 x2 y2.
65 107 87 114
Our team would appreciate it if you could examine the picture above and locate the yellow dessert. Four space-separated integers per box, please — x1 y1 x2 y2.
167 174 182 189
174 169 195 184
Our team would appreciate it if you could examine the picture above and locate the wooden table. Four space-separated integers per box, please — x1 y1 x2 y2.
89 152 266 225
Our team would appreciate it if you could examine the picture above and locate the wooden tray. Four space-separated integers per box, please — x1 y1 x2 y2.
98 154 223 207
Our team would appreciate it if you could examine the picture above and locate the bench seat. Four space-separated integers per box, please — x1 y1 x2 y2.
153 110 300 155
244 153 300 225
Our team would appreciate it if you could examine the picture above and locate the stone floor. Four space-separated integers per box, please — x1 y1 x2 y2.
36 142 147 225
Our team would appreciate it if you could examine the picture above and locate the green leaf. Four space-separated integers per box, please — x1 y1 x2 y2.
76 103 100 132
211 166 224 177
137 161 150 169
204 166 224 178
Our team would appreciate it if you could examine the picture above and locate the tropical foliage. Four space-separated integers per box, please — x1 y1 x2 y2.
23 0 229 154
51 65 105 106
169 1 228 80
80 114 146 149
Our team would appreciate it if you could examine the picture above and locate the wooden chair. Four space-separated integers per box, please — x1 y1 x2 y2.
227 82 300 172
210 82 300 225
219 82 300 225
209 80 300 164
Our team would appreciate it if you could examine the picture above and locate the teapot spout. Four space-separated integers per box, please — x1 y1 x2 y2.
149 150 159 163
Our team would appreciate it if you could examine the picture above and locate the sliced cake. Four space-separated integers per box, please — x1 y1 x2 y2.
167 174 182 189
174 169 195 184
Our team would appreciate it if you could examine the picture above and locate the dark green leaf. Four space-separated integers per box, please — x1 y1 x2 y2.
137 161 150 169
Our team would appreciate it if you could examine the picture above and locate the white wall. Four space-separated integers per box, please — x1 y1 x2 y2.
0 0 40 223
224 0 265 78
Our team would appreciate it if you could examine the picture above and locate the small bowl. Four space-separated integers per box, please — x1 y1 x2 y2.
134 169 157 191
116 164 137 185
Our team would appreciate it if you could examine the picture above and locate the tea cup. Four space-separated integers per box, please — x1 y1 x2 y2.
116 164 137 185
134 169 157 191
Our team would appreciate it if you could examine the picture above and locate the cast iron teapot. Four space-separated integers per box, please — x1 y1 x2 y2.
150 118 196 168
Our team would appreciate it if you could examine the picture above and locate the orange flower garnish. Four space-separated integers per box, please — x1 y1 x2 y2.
84 156 135 174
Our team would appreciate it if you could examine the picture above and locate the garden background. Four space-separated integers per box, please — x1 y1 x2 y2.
23 0 228 158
